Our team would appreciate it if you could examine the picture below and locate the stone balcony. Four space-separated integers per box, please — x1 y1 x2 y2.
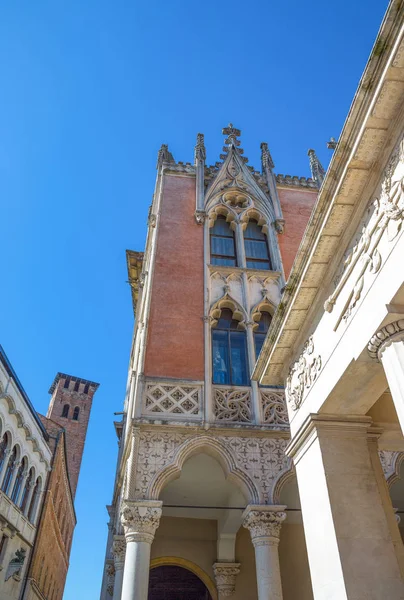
0 490 36 545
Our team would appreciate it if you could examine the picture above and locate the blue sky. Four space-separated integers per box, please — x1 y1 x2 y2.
0 1 387 598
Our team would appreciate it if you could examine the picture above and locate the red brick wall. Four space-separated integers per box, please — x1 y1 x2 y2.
47 379 97 498
144 174 204 380
277 187 318 278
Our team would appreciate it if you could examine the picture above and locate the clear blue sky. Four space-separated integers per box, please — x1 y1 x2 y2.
0 1 387 598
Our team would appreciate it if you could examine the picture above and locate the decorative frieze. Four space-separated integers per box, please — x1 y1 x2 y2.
105 562 115 596
325 137 404 321
275 174 317 188
120 500 162 544
260 390 289 427
134 430 291 504
214 387 252 423
242 506 286 547
213 562 241 597
111 535 126 568
368 320 404 360
285 336 322 411
143 381 202 419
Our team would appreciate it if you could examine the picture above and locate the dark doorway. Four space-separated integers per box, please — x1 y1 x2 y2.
148 565 213 600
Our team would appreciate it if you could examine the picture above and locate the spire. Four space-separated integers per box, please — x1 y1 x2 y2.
308 149 325 189
156 144 175 170
194 133 206 164
260 142 275 172
220 123 248 163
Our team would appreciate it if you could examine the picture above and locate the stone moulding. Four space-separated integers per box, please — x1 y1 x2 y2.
142 380 203 420
285 336 322 411
367 319 404 360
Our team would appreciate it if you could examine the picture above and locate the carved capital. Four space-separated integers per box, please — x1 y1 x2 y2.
274 219 285 234
111 535 126 568
213 562 241 597
242 505 286 547
120 500 162 544
368 319 404 361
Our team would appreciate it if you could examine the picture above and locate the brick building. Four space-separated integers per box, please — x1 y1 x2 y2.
21 374 99 600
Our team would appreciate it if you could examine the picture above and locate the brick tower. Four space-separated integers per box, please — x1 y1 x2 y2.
47 372 99 497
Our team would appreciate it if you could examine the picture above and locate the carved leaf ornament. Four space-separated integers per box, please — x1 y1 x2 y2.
286 337 322 411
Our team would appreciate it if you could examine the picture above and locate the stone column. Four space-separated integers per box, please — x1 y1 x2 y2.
120 500 162 600
287 414 404 600
242 505 286 600
368 319 404 434
213 562 241 598
112 535 126 600
0 449 11 488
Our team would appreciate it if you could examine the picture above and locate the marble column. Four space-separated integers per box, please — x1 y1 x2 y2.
120 500 162 600
213 562 241 598
242 505 286 600
368 319 404 434
287 414 404 600
112 535 126 600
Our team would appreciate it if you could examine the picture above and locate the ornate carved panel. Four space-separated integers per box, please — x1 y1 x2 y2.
143 381 202 419
285 336 322 411
260 389 289 427
213 386 252 422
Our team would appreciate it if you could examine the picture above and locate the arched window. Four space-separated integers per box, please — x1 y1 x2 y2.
74 380 80 392
244 220 271 269
61 404 70 418
210 216 237 266
254 312 272 358
212 309 248 386
28 477 41 523
0 433 9 473
11 456 26 504
20 467 34 513
72 407 80 421
1 446 17 495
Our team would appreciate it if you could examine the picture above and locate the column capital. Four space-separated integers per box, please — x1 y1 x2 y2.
212 562 241 597
111 535 126 569
368 319 404 361
120 500 162 544
242 505 286 547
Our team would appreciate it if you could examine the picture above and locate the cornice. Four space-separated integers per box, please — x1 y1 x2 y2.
254 3 404 386
275 174 317 189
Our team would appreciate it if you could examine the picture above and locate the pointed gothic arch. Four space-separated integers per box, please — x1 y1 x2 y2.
149 435 260 504
209 294 247 329
207 204 237 230
251 298 277 329
239 208 269 234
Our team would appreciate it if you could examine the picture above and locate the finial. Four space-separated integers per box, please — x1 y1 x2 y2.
308 149 325 189
156 144 175 169
327 137 338 150
220 123 248 163
260 142 274 172
194 133 206 164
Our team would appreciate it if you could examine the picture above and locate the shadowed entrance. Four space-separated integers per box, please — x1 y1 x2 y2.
148 565 213 600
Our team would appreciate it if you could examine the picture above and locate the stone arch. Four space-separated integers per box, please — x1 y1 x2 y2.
272 464 296 505
210 294 248 329
207 204 237 230
251 298 277 330
240 207 269 234
383 451 404 488
150 557 218 600
149 435 260 504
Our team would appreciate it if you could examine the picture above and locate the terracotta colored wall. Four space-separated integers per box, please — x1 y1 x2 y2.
145 174 204 380
277 187 318 279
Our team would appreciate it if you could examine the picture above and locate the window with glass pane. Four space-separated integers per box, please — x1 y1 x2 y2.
2 447 17 496
254 311 272 358
210 216 237 266
212 309 249 386
244 220 271 269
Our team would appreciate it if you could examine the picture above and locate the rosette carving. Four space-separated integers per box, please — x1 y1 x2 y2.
120 500 162 544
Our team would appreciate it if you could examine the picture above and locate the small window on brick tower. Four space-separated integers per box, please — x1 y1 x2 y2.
74 380 80 392
84 383 89 394
73 407 80 421
62 404 70 418
63 378 70 389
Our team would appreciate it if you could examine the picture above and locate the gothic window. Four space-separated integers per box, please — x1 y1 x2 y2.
27 477 41 523
244 220 271 269
20 467 34 513
254 312 272 358
1 446 17 496
61 404 70 418
11 456 27 504
212 309 248 386
73 407 80 421
0 432 9 473
210 216 237 266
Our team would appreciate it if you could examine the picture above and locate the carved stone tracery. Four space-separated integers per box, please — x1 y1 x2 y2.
285 336 322 411
214 387 252 423
143 381 202 418
260 390 289 426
